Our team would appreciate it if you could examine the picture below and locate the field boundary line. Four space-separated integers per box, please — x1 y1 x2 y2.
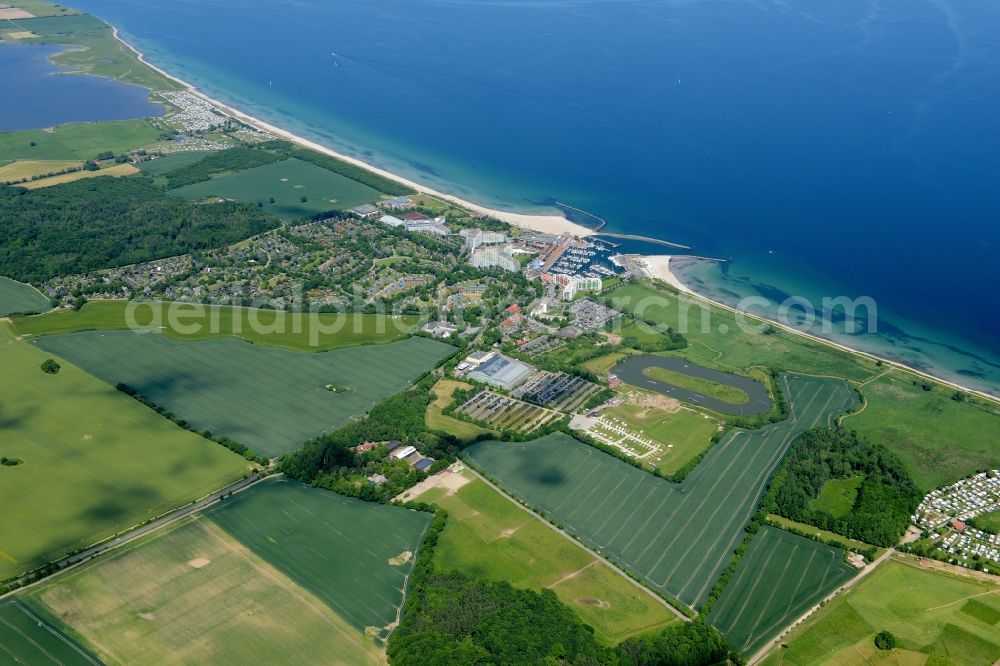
8 599 102 666
461 464 692 622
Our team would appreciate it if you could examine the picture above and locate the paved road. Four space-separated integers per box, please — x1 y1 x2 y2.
613 354 773 416
1 472 270 602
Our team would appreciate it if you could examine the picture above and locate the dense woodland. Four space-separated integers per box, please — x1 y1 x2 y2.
764 427 921 547
388 513 731 666
0 180 278 283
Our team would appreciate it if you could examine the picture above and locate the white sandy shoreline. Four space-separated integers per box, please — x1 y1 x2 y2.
109 26 997 404
112 28 593 239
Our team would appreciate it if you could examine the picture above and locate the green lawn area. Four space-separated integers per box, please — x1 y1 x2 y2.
810 475 864 517
970 510 1000 534
170 158 381 220
0 119 161 161
23 516 384 665
136 150 215 175
0 275 49 315
602 393 720 475
205 477 432 644
0 599 98 666
13 300 422 351
842 370 1000 490
426 379 495 441
762 557 1000 666
0 323 248 580
642 365 749 404
413 470 679 644
32 330 454 458
709 526 856 656
465 375 858 610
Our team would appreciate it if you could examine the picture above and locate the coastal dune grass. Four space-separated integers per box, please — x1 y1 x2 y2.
708 526 856 656
23 515 385 665
13 300 422 351
465 375 858 609
0 323 248 580
32 330 454 458
413 470 680 643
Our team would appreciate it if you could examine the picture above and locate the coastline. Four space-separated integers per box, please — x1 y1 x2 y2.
638 255 1000 405
111 28 592 239
106 25 997 405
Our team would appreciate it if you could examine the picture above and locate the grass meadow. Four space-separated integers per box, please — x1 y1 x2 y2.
465 375 857 609
709 526 856 656
33 330 454 458
0 119 161 161
0 324 247 580
205 478 431 643
13 300 422 351
0 598 99 666
414 470 679 643
971 510 1000 534
0 275 49 315
24 517 385 665
810 475 864 517
762 557 1000 665
170 158 381 220
136 151 214 176
642 365 749 404
426 379 495 441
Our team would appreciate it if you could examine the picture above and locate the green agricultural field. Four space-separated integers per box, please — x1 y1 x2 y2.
0 324 247 580
170 158 381 220
0 119 161 161
810 475 864 517
764 514 881 554
465 375 857 609
763 557 1000 666
13 300 421 351
843 369 1000 490
136 150 214 175
0 598 99 665
205 477 432 643
413 470 679 643
709 526 856 656
642 365 749 404
24 517 385 666
602 394 720 475
0 275 49 316
33 330 454 458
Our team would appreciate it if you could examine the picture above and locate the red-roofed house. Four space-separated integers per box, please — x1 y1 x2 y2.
951 519 967 532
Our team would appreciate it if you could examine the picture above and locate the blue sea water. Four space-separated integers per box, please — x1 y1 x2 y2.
0 42 161 131
68 0 1000 394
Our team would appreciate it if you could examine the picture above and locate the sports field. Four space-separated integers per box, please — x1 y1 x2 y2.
33 331 454 458
412 469 679 643
762 557 1000 665
170 158 381 220
0 324 247 580
709 526 856 656
0 119 160 161
0 598 100 666
24 517 385 665
0 275 48 315
13 299 422 351
465 374 857 609
205 477 432 642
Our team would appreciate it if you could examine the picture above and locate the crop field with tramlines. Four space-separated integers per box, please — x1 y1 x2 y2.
33 331 454 458
708 526 856 656
464 375 857 609
0 599 100 666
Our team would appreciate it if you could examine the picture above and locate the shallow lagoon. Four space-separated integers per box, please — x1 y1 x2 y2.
0 42 161 131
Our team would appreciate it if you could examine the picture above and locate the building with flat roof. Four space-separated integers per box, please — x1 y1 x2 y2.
470 245 519 272
382 196 413 209
467 353 535 390
349 203 380 218
379 214 405 228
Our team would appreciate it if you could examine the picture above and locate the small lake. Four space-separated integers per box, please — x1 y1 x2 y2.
0 42 162 132
613 355 772 417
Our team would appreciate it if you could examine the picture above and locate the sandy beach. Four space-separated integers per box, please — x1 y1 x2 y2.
112 28 593 239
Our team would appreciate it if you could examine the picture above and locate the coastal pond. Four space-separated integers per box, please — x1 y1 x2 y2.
0 42 161 132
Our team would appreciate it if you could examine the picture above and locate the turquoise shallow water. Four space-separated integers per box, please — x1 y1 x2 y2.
65 0 1000 394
